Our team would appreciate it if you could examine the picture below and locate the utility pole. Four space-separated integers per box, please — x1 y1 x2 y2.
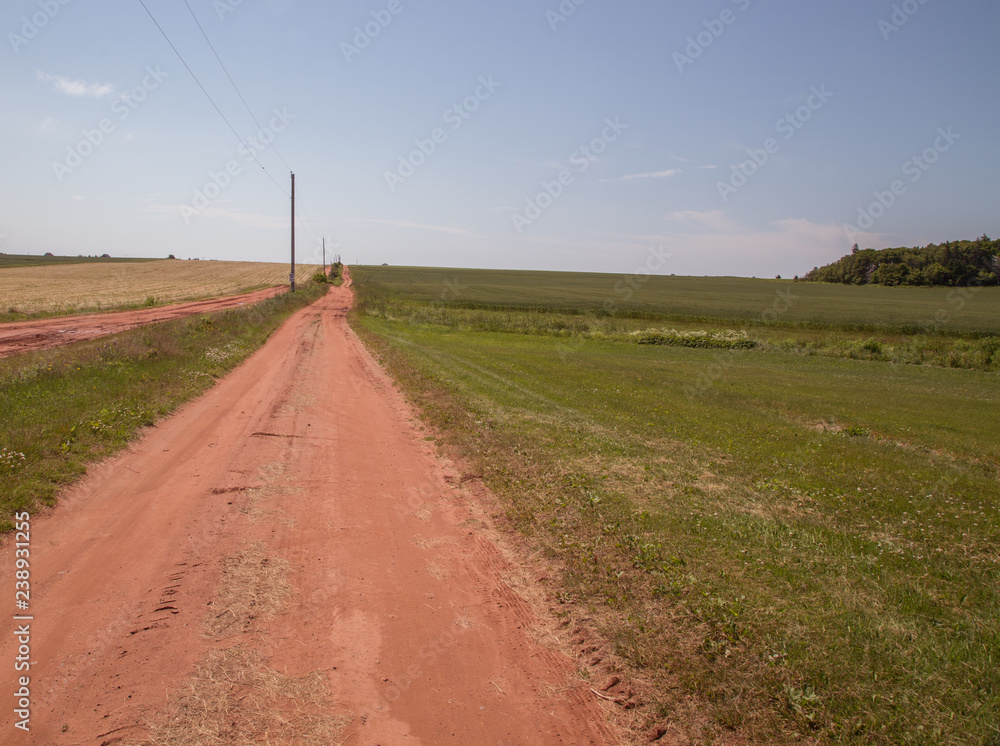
290 172 296 292
322 237 326 272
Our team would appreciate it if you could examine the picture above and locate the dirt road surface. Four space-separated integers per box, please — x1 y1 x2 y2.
0 286 285 358
0 278 620 744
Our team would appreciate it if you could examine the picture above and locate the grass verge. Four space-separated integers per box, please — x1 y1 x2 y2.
0 283 327 531
350 287 1000 744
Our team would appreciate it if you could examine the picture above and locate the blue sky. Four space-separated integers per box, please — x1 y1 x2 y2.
1 0 997 277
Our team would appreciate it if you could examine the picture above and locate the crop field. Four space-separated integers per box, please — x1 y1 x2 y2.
0 253 156 269
0 259 321 316
351 265 1000 744
358 265 1000 335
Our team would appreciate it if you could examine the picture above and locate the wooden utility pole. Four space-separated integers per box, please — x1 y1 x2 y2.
323 237 326 272
290 172 296 292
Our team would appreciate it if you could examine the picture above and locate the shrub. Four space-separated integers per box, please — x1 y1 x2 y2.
632 329 756 350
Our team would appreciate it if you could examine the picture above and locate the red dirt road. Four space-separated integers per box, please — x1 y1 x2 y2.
0 279 620 744
0 286 285 358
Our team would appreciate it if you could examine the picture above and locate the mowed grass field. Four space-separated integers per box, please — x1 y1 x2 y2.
0 259 321 316
351 265 1000 744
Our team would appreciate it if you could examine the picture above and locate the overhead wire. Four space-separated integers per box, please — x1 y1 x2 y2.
181 0 294 175
180 0 327 254
138 0 329 257
136 0 290 199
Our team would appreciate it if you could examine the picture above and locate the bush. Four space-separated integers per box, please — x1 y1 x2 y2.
311 271 328 284
632 329 756 350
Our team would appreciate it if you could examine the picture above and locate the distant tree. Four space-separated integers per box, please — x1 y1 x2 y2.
44 252 54 256
852 243 859 254
803 237 1000 286
167 253 176 259
921 262 949 286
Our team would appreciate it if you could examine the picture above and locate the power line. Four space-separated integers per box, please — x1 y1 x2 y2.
178 0 327 252
136 0 289 198
181 0 294 174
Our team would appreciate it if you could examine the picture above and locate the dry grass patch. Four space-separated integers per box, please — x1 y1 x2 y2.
205 542 291 638
130 646 348 746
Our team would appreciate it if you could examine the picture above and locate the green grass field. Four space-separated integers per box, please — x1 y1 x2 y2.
351 265 1000 744
0 253 156 268
357 265 1000 335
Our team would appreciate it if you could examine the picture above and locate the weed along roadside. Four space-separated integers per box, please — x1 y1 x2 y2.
0 282 328 530
349 265 1000 745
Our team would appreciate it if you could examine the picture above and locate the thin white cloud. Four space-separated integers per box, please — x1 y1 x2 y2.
40 117 56 132
143 203 285 230
349 218 474 237
37 71 115 98
601 169 682 184
664 209 739 233
698 165 717 169
669 153 693 163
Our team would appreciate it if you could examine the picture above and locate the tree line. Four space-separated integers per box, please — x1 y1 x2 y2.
803 236 1000 286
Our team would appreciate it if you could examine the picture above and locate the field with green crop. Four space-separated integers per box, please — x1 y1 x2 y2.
358 265 1000 335
0 253 156 269
351 265 1000 744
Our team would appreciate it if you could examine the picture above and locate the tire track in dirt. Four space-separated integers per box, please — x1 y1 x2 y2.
0 275 622 744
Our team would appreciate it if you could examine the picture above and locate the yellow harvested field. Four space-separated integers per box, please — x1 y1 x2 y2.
0 260 322 314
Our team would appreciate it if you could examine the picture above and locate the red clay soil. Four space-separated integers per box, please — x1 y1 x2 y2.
0 276 622 745
0 286 286 358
